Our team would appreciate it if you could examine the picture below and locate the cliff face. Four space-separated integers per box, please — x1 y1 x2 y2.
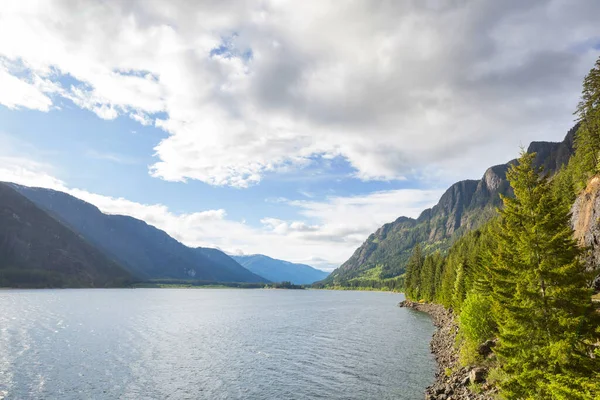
324 127 576 284
571 176 600 291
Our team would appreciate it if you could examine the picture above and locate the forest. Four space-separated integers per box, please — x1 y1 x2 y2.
404 58 600 399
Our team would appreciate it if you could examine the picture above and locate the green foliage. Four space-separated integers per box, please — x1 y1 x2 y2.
459 292 496 345
404 244 424 298
457 336 481 367
315 265 404 292
560 57 600 194
456 292 497 366
403 121 600 398
490 151 600 399
378 57 600 397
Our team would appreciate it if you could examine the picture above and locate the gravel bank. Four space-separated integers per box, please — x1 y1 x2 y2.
398 300 496 400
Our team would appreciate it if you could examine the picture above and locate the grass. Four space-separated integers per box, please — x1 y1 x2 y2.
468 382 483 394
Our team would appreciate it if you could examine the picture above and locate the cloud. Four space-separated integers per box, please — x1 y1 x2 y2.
0 157 65 188
0 1 598 187
0 156 442 268
0 65 53 111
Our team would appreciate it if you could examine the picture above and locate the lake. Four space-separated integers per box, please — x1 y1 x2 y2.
0 289 436 399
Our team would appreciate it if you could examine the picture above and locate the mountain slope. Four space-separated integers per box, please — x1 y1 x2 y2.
323 126 577 285
232 254 329 284
11 184 267 283
0 183 131 288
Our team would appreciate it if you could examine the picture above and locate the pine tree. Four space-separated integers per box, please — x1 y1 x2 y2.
569 57 600 190
490 151 600 399
405 244 424 300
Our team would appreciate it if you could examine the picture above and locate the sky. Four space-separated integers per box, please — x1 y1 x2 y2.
0 1 599 271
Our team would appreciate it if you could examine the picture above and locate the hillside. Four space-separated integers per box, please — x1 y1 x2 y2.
323 126 576 285
0 183 131 288
232 254 329 285
11 184 268 283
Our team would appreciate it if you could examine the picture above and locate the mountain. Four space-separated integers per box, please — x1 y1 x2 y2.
232 254 329 285
323 126 577 285
11 184 268 283
0 183 131 288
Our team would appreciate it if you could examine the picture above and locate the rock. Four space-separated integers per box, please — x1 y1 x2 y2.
469 367 487 384
477 339 496 357
461 375 470 386
570 175 600 291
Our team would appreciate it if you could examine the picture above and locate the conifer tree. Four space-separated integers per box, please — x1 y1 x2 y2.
570 57 600 190
405 244 424 300
490 151 600 399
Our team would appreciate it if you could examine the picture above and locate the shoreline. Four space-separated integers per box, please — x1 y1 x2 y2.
398 300 495 400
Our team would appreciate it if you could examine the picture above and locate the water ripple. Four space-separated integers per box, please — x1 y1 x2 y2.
0 289 435 399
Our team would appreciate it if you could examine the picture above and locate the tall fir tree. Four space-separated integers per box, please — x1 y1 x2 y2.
405 244 424 300
570 56 600 190
490 151 600 399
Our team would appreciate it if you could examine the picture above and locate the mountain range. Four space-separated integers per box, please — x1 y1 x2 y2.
232 254 329 285
1 183 330 287
0 183 131 287
0 126 577 289
10 184 267 284
322 125 577 286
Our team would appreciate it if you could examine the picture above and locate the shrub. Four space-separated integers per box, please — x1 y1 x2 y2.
459 292 497 344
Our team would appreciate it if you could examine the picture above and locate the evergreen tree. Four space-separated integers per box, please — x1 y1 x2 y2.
569 57 600 191
419 255 435 302
490 151 600 399
405 244 424 300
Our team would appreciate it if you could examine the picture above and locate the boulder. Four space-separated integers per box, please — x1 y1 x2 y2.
477 339 496 357
469 367 487 384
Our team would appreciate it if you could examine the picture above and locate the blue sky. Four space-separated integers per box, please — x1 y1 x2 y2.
0 1 599 270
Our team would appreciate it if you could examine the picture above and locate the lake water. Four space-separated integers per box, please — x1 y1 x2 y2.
0 289 436 399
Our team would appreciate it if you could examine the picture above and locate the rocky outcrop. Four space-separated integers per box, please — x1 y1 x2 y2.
398 300 497 400
324 127 576 285
571 176 600 291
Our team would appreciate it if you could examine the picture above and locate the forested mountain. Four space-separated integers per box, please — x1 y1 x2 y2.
232 254 329 284
12 184 268 283
0 183 131 287
322 127 576 287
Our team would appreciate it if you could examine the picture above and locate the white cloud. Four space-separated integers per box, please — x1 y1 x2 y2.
0 1 597 187
0 156 442 268
0 157 64 188
0 66 52 111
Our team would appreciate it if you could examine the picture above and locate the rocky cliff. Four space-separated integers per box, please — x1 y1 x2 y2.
323 126 577 285
571 175 600 291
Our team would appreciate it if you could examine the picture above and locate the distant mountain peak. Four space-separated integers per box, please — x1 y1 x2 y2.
232 254 329 285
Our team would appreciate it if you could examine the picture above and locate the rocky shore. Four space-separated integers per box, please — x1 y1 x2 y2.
398 300 496 400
